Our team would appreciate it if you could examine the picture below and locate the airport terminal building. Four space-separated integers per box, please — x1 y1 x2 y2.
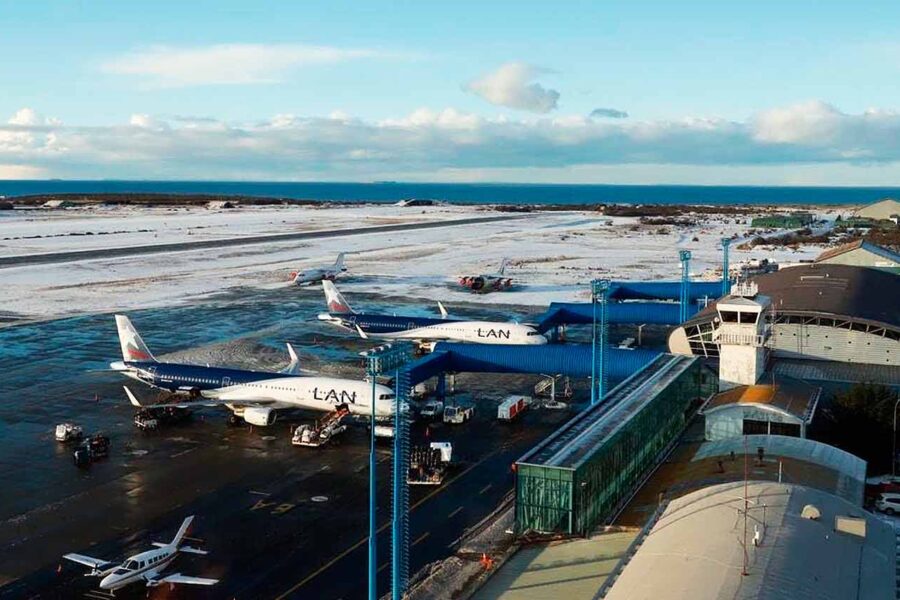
669 264 900 366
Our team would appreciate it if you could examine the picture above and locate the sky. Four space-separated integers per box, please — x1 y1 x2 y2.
1 0 899 184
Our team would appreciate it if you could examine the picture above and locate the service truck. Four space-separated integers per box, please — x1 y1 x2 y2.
497 395 528 421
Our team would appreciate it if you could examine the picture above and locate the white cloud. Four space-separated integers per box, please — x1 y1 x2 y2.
465 62 560 113
2 102 900 182
8 108 41 126
129 113 169 130
102 43 387 88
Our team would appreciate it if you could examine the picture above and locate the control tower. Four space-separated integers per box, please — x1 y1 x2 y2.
712 281 771 391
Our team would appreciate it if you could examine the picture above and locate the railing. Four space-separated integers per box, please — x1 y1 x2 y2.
713 331 766 347
731 281 758 297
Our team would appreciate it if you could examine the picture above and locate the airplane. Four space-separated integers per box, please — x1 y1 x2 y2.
316 281 547 345
291 252 347 285
63 515 218 592
458 258 513 293
110 315 396 425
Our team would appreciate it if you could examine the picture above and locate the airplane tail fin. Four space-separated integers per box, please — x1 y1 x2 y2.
334 252 346 271
323 280 354 314
115 315 157 363
438 301 448 319
498 258 510 275
171 516 194 548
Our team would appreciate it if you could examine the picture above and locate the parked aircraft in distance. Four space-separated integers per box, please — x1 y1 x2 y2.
292 252 347 285
63 516 217 592
458 258 513 292
317 281 547 345
110 315 395 425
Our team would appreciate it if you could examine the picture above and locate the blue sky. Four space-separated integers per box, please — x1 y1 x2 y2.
1 0 899 183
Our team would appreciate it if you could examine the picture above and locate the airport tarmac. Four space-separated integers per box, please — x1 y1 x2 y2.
0 287 577 599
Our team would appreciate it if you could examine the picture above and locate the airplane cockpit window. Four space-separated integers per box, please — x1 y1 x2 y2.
124 560 139 570
379 394 395 400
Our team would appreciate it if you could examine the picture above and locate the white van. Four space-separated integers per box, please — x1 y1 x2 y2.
875 493 900 515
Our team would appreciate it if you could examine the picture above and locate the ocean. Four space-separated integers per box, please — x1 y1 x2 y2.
0 180 897 206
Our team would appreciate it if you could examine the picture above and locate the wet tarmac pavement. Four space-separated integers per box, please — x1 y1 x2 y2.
0 287 571 599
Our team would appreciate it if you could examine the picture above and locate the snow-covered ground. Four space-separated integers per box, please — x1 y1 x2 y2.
0 203 842 323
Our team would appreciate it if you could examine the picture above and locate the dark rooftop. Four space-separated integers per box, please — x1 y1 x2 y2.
687 264 900 330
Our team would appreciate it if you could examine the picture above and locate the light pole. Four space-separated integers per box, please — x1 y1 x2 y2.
590 279 610 405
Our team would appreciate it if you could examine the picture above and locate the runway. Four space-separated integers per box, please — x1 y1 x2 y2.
0 214 523 269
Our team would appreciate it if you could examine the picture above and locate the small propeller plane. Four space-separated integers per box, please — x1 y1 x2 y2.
63 516 218 593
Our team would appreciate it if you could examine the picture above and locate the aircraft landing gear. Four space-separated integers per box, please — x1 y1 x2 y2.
227 413 244 427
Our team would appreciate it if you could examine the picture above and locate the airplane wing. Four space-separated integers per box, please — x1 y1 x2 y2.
148 573 219 587
63 553 114 570
124 387 278 409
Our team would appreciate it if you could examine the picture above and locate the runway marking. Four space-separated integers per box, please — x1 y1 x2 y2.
377 561 390 573
412 532 430 546
448 506 464 518
170 448 195 458
272 503 295 515
249 490 271 496
479 483 493 495
251 499 276 511
275 449 500 599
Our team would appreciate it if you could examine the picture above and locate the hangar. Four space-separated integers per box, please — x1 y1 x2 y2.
813 240 900 274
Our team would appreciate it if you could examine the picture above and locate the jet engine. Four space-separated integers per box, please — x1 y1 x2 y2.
243 407 277 426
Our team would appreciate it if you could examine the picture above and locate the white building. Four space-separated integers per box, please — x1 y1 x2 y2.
712 282 770 391
701 378 820 440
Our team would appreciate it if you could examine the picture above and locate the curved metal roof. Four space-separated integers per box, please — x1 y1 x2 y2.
605 481 895 600
686 264 900 330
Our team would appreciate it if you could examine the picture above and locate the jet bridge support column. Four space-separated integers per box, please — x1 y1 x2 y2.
392 362 412 599
436 372 446 402
364 343 413 600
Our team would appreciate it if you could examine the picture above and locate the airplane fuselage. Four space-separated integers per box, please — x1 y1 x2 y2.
110 360 395 417
99 547 177 591
294 264 347 285
318 312 547 345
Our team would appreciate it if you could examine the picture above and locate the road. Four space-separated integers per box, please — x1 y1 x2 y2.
0 214 524 269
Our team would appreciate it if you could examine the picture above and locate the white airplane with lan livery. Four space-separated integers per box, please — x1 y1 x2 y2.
110 314 396 425
317 281 547 345
63 516 217 592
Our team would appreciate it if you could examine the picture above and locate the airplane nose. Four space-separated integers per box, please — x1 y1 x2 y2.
99 575 113 589
110 360 126 370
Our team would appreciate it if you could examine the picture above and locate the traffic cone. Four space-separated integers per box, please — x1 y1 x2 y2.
56 564 62 575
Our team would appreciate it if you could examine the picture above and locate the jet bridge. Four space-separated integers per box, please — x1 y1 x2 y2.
402 343 662 387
